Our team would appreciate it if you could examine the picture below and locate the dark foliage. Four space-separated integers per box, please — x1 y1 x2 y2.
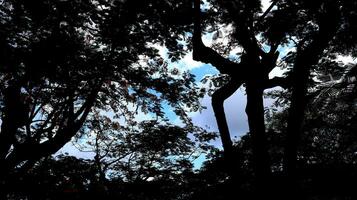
0 0 357 199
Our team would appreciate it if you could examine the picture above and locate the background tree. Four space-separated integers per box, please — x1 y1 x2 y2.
6 155 98 200
75 116 216 183
0 0 206 197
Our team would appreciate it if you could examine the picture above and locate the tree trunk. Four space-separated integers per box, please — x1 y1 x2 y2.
245 80 271 195
0 83 23 199
212 79 242 179
283 2 339 197
212 80 241 155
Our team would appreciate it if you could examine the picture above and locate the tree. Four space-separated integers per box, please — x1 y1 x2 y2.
190 0 356 197
75 116 215 183
6 155 98 200
0 0 104 191
1 0 357 199
0 0 205 197
263 61 357 199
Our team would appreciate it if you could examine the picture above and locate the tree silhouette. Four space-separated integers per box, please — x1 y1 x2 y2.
191 0 356 197
0 0 205 197
0 0 356 199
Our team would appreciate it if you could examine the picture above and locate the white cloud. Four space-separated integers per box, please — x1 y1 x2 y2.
171 51 205 70
156 45 169 60
149 42 206 71
269 66 286 78
55 142 95 159
56 1 288 159
261 0 273 12
147 43 169 60
336 55 357 64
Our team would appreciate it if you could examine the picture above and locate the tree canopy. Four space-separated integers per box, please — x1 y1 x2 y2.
1 0 357 199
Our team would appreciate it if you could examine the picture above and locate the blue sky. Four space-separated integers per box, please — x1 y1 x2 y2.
56 36 355 168
63 0 357 169
56 0 284 166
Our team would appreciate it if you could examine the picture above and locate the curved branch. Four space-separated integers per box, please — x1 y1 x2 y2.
193 0 241 75
212 79 242 154
6 84 102 167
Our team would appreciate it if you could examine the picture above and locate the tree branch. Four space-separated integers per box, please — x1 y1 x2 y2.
192 0 241 75
212 79 242 154
263 77 291 89
6 84 101 167
259 0 279 22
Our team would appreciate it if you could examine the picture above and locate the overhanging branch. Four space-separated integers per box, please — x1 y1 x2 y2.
192 0 242 76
